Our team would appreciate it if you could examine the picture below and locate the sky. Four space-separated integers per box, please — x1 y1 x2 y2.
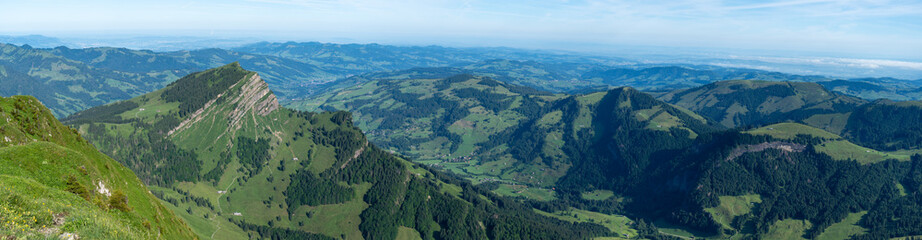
1 0 921 60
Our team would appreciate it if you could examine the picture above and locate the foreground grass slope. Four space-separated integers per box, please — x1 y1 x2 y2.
0 95 196 239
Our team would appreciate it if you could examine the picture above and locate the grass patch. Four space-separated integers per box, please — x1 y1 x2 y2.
746 123 839 140
802 113 851 135
535 208 636 238
762 219 811 240
816 211 867 240
493 184 556 201
816 140 911 164
289 183 371 240
396 226 423 240
653 219 710 239
581 190 615 201
704 194 761 230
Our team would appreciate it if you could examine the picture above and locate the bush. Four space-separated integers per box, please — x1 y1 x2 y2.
64 176 90 201
108 190 131 212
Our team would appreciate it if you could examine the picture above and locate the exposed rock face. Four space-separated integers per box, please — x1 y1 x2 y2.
168 73 279 136
96 181 111 197
725 141 806 161
227 73 279 131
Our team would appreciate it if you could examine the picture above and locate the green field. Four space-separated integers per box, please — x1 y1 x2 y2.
396 226 424 240
704 194 761 230
816 211 867 240
802 113 851 134
762 219 811 240
654 220 711 239
289 183 371 239
816 140 912 164
494 184 557 201
581 190 615 201
745 123 839 140
535 208 637 238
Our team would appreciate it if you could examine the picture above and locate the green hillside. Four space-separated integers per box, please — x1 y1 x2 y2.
746 123 913 164
842 100 922 151
0 95 197 239
293 74 572 190
0 43 180 117
66 63 625 240
658 80 867 130
293 74 922 239
291 74 726 224
291 75 716 195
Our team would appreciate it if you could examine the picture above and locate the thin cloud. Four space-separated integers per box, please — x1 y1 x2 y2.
721 0 838 11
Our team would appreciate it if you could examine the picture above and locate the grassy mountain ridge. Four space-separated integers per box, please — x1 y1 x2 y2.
290 74 718 197
0 95 197 239
658 80 867 130
66 64 625 239
658 80 922 154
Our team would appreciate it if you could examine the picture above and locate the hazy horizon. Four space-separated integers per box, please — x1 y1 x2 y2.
2 0 921 60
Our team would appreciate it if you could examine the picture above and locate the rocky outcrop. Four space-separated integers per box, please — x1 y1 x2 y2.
227 73 279 131
168 73 279 136
725 141 806 161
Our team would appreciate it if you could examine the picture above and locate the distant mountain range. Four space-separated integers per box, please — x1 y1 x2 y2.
3 39 922 119
0 43 334 116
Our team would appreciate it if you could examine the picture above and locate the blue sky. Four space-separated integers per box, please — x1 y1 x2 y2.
1 0 921 59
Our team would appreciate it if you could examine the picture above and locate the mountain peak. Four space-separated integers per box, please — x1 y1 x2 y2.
165 64 279 135
225 61 242 69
